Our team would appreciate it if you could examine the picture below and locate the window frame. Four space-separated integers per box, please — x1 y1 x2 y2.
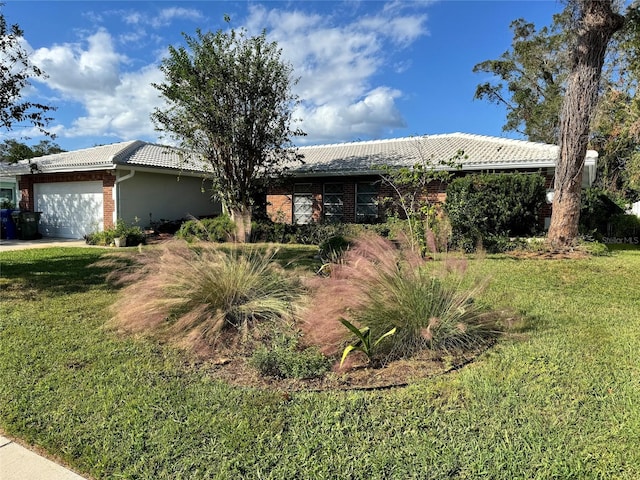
293 183 313 225
322 182 344 222
355 181 379 222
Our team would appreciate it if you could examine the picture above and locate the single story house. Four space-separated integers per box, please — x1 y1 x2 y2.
0 141 220 239
267 133 598 229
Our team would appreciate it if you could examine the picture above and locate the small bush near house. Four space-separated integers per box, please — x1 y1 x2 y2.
109 240 302 356
85 219 146 246
251 218 418 246
445 173 546 252
607 214 640 239
301 234 498 364
579 188 626 238
175 215 236 243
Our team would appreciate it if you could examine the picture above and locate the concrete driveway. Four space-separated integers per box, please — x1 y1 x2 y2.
0 238 96 252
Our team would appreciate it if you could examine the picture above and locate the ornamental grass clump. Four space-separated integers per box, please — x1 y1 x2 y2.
301 234 498 364
110 240 302 355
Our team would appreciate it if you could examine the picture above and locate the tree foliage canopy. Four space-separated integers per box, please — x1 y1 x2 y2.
0 139 64 164
0 6 55 136
473 2 640 202
472 10 573 144
152 23 304 239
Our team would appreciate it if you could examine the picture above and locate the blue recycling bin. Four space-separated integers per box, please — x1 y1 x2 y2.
0 209 17 239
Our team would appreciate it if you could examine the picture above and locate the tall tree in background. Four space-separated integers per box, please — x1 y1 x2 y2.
0 5 55 136
152 22 304 242
0 139 65 163
474 1 638 243
590 5 640 202
547 0 625 247
473 10 573 144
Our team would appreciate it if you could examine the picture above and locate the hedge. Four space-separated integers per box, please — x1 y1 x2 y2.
444 173 546 252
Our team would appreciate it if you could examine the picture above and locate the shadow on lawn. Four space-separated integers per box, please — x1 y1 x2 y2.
0 249 133 297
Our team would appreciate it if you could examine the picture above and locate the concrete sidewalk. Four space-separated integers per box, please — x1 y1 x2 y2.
0 238 95 252
0 435 87 479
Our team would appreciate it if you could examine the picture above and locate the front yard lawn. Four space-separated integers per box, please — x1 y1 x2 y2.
1 245 639 479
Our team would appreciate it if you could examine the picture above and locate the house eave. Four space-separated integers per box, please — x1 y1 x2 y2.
284 154 598 179
114 164 211 178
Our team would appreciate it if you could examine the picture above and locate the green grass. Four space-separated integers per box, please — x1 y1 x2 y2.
1 245 639 479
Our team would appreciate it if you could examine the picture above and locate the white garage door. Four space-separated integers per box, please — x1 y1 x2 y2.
35 181 104 239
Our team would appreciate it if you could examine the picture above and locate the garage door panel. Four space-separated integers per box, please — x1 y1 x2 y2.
35 182 104 239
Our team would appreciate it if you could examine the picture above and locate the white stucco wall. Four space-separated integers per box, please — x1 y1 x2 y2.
116 170 221 227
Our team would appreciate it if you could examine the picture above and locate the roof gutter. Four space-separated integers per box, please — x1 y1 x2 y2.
287 154 598 179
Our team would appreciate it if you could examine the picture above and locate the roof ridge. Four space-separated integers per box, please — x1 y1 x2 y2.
296 133 560 150
450 132 557 149
112 140 148 163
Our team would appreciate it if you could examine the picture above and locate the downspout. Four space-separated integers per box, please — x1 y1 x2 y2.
113 169 136 226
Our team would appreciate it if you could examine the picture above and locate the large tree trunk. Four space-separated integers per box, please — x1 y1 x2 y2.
230 205 252 243
547 0 624 248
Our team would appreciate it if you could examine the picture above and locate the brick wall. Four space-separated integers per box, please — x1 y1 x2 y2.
266 169 554 227
18 170 116 229
267 175 403 224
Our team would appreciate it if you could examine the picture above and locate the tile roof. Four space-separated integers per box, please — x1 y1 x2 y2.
292 133 598 176
0 141 210 175
0 133 598 178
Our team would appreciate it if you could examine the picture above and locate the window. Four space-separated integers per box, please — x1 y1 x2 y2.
356 182 378 222
323 183 343 221
0 188 14 203
293 183 313 224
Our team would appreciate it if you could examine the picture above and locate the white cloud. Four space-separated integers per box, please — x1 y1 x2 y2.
355 10 428 47
31 29 125 95
24 2 428 146
28 30 163 141
123 12 142 25
297 87 406 143
66 65 164 140
151 7 204 28
246 4 427 142
119 7 203 28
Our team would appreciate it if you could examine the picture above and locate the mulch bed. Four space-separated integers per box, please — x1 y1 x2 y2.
198 346 490 392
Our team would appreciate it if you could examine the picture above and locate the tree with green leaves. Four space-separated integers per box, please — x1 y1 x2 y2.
473 10 573 144
590 5 640 202
0 5 55 136
474 1 636 246
0 139 64 164
152 22 304 242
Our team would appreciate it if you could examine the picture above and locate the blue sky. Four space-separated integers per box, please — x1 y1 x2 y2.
3 0 565 151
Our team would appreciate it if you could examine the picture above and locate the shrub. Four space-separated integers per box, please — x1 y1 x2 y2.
176 215 235 243
250 218 414 246
318 235 351 262
85 219 145 246
607 214 640 238
0 199 15 209
579 188 626 237
445 173 546 252
576 239 610 256
250 333 330 379
301 234 498 364
110 241 302 355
